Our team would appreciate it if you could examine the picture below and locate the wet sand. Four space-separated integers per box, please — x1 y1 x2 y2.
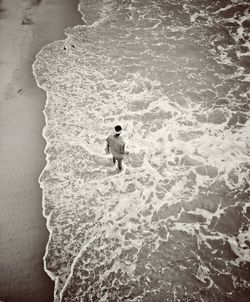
0 0 82 301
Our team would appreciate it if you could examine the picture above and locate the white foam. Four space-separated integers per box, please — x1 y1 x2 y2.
32 0 250 299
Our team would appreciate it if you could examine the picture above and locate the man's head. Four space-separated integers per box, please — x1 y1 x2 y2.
114 125 122 135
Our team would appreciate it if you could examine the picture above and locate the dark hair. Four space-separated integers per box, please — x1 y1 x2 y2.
115 125 122 132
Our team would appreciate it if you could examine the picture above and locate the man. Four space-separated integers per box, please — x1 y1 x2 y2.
106 125 126 170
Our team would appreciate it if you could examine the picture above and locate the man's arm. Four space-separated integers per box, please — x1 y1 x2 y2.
121 142 129 155
120 143 125 155
105 138 110 154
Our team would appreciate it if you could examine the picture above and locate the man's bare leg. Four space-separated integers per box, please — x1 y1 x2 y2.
117 158 122 170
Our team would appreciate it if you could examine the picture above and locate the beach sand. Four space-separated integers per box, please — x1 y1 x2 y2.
0 0 82 301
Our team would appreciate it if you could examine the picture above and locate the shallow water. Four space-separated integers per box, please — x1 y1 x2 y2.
33 0 250 301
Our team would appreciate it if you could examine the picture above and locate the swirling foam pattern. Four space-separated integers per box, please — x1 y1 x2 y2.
33 0 250 301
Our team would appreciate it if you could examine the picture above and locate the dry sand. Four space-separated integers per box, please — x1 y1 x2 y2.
0 0 82 301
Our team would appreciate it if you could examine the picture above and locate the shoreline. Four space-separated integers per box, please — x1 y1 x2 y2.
0 0 82 301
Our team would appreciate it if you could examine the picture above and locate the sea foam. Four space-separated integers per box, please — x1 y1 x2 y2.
33 0 250 301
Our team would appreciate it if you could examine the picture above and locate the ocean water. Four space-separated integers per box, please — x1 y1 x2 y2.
33 0 250 301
